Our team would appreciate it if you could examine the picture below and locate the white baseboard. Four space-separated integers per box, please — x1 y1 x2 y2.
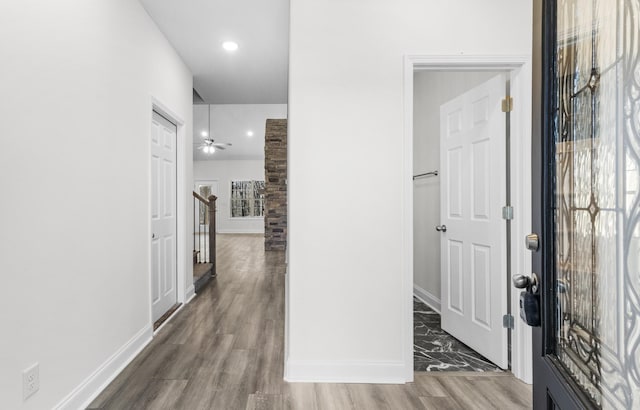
413 284 441 313
216 229 264 234
185 285 196 303
153 303 187 335
284 360 406 384
54 325 153 410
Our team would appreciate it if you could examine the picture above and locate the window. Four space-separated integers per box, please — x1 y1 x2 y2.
230 180 265 218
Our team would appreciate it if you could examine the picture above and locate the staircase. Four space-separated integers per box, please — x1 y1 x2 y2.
193 191 217 293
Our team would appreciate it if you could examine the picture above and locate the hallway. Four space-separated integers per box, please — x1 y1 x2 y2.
89 234 531 409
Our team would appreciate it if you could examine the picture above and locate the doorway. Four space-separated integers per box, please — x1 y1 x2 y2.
413 70 507 372
403 55 533 383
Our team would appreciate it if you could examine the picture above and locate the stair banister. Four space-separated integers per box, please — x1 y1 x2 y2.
208 195 217 276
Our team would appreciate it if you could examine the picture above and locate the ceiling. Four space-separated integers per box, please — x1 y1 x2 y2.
193 104 287 161
139 0 289 104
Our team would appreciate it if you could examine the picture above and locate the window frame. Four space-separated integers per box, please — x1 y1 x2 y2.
229 179 265 219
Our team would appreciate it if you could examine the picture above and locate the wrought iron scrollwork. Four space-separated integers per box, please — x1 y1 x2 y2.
554 0 640 407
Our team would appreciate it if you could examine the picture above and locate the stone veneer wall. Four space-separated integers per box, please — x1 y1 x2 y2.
264 119 287 250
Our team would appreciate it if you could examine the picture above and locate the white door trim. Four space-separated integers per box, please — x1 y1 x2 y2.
402 55 533 383
149 96 192 327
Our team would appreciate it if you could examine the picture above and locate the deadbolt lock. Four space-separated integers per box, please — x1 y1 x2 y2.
525 233 539 251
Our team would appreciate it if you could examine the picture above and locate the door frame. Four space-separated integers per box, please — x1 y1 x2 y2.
149 97 192 331
402 55 533 383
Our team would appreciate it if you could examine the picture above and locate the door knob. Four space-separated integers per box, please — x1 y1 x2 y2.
512 273 539 293
512 275 531 288
435 225 447 232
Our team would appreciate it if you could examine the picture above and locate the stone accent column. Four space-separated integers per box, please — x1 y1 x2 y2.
264 119 287 251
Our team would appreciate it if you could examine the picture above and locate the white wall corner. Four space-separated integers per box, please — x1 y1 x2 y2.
402 53 417 386
413 284 441 313
284 360 406 384
284 263 290 372
512 310 533 384
53 325 153 410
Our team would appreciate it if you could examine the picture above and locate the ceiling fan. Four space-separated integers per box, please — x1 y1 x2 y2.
196 105 232 154
198 138 232 154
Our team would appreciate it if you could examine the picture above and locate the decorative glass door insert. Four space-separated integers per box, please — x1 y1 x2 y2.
553 0 640 407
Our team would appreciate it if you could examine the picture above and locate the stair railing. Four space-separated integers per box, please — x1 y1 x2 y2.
192 192 217 275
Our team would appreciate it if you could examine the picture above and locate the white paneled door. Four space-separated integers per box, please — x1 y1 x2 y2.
439 74 508 368
151 111 177 322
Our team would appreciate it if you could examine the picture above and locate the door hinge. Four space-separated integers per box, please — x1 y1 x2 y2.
503 314 514 329
502 206 514 220
501 96 513 112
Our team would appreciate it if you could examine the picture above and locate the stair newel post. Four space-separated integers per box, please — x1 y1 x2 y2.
208 195 217 276
193 196 197 265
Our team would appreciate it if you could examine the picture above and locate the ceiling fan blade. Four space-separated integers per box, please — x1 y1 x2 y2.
213 145 226 150
212 142 232 147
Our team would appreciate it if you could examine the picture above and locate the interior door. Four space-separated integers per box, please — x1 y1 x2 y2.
530 0 640 408
151 111 177 322
439 74 508 368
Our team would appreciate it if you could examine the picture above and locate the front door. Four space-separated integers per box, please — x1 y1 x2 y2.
151 111 177 322
531 0 640 408
439 74 508 369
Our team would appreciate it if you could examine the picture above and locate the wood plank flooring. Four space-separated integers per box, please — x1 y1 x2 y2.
89 234 532 409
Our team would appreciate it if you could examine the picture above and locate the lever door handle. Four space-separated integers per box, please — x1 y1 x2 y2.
435 225 447 232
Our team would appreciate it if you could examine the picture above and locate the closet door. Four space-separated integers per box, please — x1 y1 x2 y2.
151 111 177 322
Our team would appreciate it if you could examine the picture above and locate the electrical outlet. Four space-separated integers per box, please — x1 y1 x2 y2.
22 363 39 400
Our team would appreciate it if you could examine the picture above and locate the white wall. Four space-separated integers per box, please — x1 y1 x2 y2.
194 160 265 233
0 1 192 408
287 0 532 382
413 71 502 310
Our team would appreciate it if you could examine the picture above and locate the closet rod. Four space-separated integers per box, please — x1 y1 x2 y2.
413 170 439 180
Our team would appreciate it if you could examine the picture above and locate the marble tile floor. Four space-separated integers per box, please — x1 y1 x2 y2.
414 297 502 372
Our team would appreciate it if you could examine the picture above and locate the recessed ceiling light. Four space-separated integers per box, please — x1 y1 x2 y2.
247 130 254 137
222 41 239 52
201 130 208 137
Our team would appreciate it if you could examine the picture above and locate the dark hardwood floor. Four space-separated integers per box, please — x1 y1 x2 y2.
88 234 531 409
